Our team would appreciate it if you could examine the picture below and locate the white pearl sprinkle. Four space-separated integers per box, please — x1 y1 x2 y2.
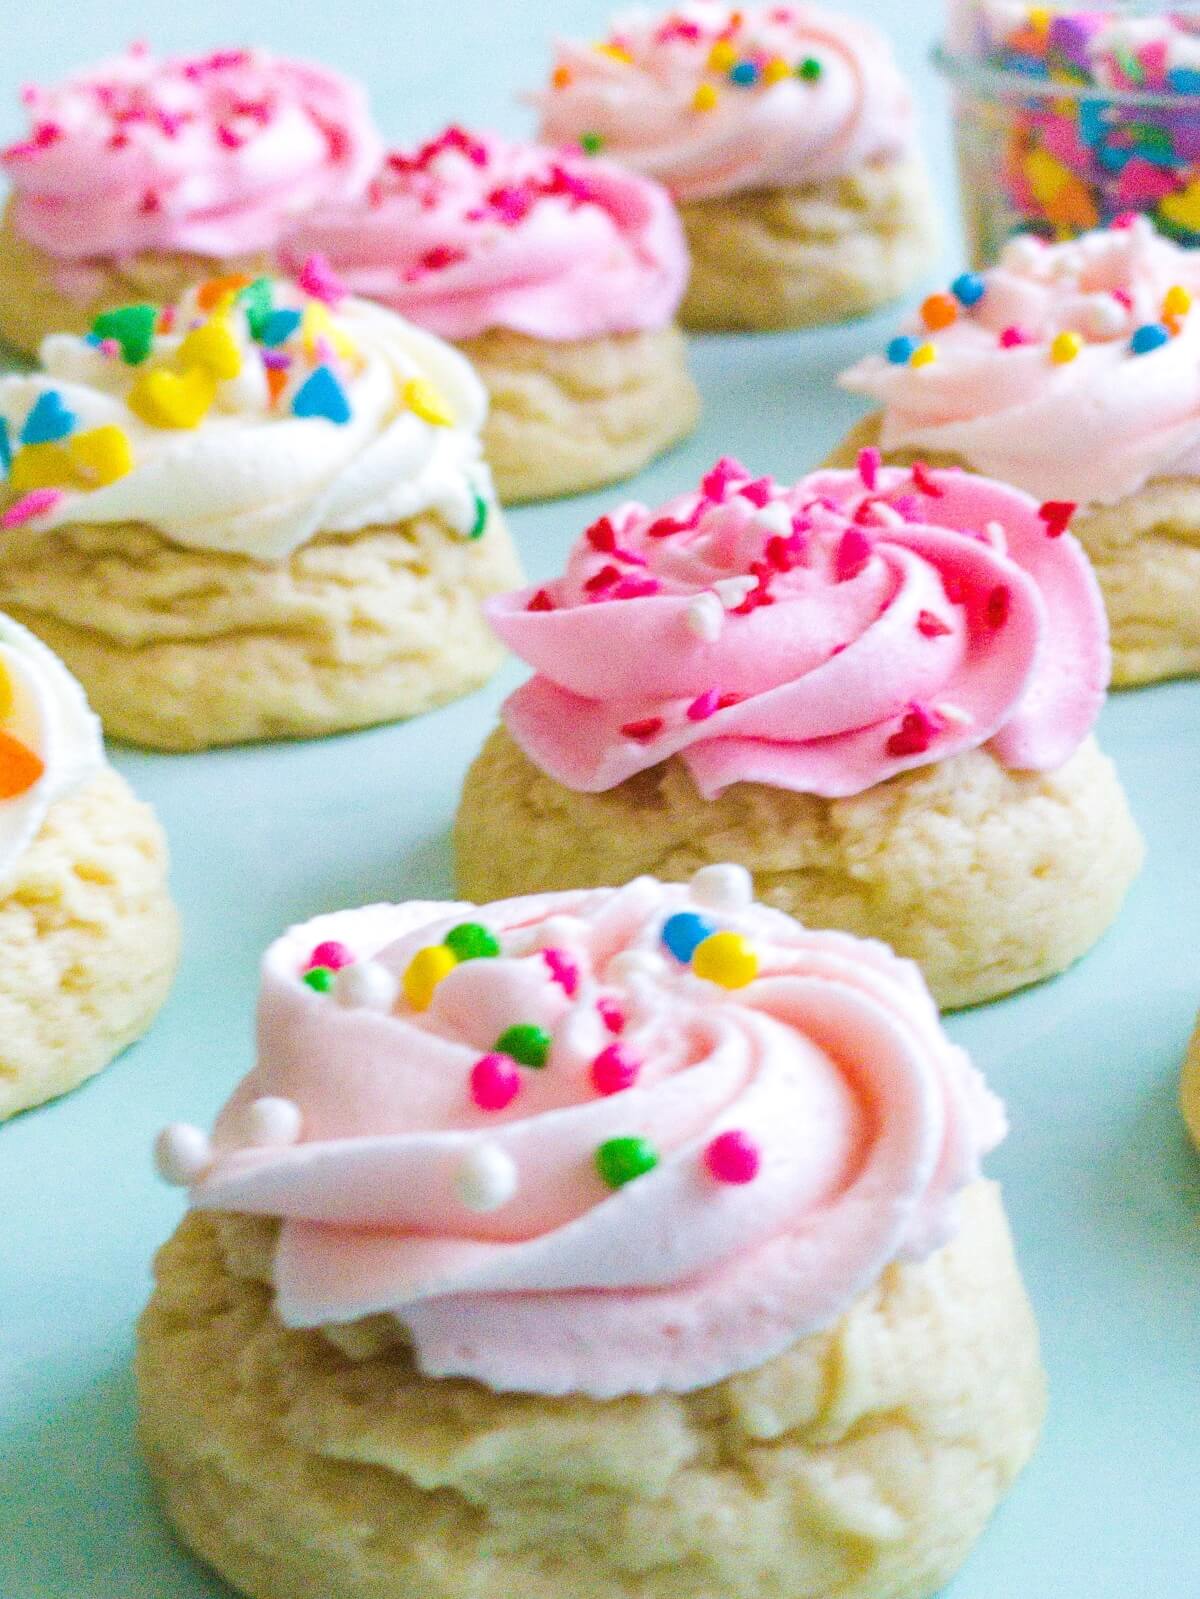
334 959 399 1012
1082 294 1127 340
863 500 904 528
455 1143 518 1213
608 949 670 984
982 520 1007 552
934 701 974 729
154 1123 212 1187
534 915 587 951
714 575 757 610
241 1097 303 1149
690 863 754 911
1002 235 1048 275
754 501 792 537
686 592 724 642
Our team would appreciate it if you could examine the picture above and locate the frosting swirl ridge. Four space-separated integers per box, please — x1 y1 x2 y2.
168 876 1004 1396
281 127 690 341
534 3 916 203
486 458 1107 799
841 219 1200 505
3 46 383 259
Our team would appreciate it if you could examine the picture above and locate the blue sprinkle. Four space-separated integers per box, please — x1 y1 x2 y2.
20 389 76 446
1130 322 1170 355
729 60 759 85
887 335 918 365
951 272 986 308
1169 67 1200 95
0 418 9 476
661 911 717 964
292 364 351 425
258 308 304 348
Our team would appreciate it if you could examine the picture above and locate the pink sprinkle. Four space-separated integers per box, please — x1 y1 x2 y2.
583 563 621 595
910 462 944 498
98 337 121 358
1111 211 1138 230
1039 500 1077 538
597 997 626 1034
891 493 920 520
985 585 1011 628
585 514 617 552
1112 288 1134 310
309 940 354 972
739 475 774 507
611 545 647 567
999 325 1031 348
216 124 245 150
717 691 743 710
541 947 579 997
646 514 686 539
611 575 660 600
701 456 748 503
886 703 940 758
917 609 952 638
420 244 466 272
33 120 62 148
298 252 346 307
488 183 534 225
857 446 881 491
765 531 805 570
470 1053 521 1112
527 588 555 612
834 527 872 582
591 1043 641 1096
704 1130 761 1185
687 688 721 721
621 717 664 741
1 489 63 528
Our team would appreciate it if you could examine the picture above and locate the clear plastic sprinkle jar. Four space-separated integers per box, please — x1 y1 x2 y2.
936 2 1200 263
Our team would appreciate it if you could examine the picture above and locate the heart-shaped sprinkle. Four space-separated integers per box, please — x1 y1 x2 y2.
0 729 44 798
237 277 274 340
291 364 351 424
68 425 133 487
404 376 455 427
128 365 217 430
20 390 75 446
257 308 303 347
9 442 73 493
91 304 156 365
177 317 242 380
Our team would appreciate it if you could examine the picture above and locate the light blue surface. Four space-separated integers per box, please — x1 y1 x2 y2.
1 3 1198 1596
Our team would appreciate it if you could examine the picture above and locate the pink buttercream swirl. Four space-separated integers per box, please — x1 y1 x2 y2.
279 127 690 341
488 458 1107 799
181 879 1005 1397
533 2 916 203
3 45 383 259
842 219 1200 505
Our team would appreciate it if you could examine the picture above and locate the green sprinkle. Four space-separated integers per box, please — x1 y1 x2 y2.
445 922 500 962
579 132 604 155
496 1023 552 1069
796 56 822 82
303 965 336 993
91 304 157 364
469 491 489 540
596 1136 659 1190
238 277 275 340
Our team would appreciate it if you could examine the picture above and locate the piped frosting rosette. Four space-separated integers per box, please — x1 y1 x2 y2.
0 612 104 889
2 45 382 261
534 2 917 203
842 218 1200 506
280 126 690 342
156 872 1005 1397
487 454 1107 800
0 269 494 559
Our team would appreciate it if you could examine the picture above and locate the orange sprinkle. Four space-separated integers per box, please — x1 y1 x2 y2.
0 730 45 799
1165 311 1185 336
552 64 573 88
921 292 959 332
265 366 288 406
196 273 252 311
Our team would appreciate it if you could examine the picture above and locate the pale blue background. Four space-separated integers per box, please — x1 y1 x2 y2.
1 3 1198 1595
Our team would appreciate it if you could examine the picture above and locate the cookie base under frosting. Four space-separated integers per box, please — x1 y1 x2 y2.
829 414 1200 688
455 727 1143 1010
137 1181 1042 1599
458 325 701 504
0 510 522 750
678 156 938 334
0 202 268 357
0 768 178 1120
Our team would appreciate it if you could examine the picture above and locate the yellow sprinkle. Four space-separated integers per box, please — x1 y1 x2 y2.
1164 284 1193 319
593 41 633 63
910 342 937 368
763 56 791 85
67 425 134 487
708 40 737 71
127 365 217 429
692 82 719 112
692 931 759 990
404 376 456 427
1050 330 1083 364
1028 6 1051 33
177 316 243 381
0 659 12 722
402 945 457 1010
8 441 74 493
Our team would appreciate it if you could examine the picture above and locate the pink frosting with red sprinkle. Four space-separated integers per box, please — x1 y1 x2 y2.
279 127 689 341
487 458 1108 798
180 880 1005 1396
3 45 382 260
